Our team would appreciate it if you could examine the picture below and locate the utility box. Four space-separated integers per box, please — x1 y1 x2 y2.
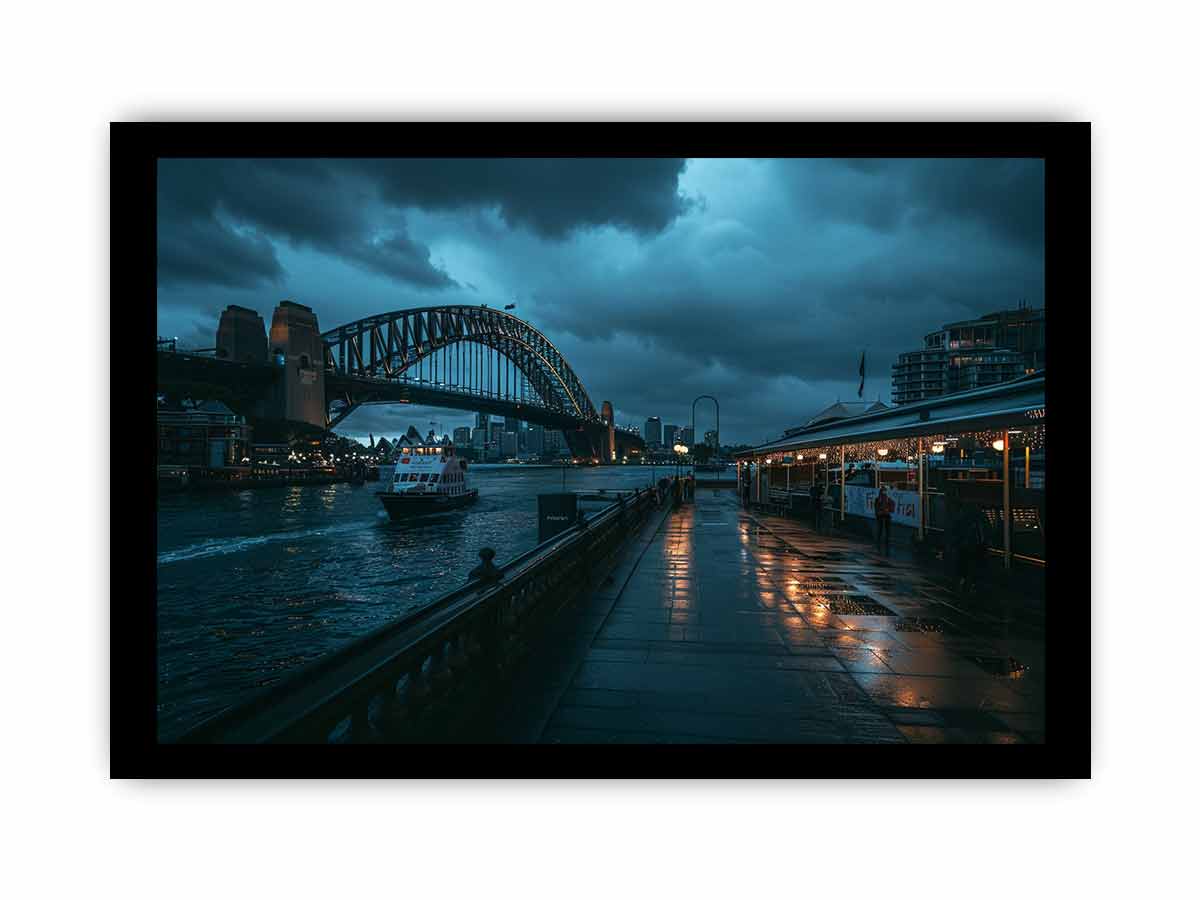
538 493 579 544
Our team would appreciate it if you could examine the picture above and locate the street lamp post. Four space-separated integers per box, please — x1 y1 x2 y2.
673 443 689 495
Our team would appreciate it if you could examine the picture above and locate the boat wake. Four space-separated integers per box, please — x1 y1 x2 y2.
157 522 371 566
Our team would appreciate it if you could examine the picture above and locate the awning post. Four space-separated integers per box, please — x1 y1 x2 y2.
918 437 925 540
1003 431 1011 569
840 446 846 522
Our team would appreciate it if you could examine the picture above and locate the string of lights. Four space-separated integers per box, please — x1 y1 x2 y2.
748 423 1045 467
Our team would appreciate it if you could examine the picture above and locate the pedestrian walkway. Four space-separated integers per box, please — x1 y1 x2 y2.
513 488 1045 744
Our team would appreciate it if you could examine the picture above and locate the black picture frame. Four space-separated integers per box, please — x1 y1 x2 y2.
114 122 1090 778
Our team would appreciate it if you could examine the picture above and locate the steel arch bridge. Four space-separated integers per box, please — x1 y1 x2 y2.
321 305 603 434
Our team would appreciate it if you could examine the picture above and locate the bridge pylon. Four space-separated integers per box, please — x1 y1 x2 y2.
267 301 326 430
600 401 616 463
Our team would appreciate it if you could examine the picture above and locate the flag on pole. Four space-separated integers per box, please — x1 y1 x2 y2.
858 351 865 398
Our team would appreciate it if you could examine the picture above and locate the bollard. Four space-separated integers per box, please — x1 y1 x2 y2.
467 547 502 583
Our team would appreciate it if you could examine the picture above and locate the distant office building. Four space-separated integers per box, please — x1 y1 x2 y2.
643 416 662 448
892 304 1045 405
452 426 472 447
679 426 694 446
489 421 504 444
501 431 518 457
504 417 520 433
543 429 565 452
471 426 486 449
663 424 678 448
475 412 490 430
526 423 545 455
704 430 719 451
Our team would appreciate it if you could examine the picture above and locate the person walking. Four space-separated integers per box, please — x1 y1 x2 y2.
874 485 894 554
809 478 824 533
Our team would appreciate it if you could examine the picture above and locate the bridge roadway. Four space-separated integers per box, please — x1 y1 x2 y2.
156 350 643 458
473 488 1046 744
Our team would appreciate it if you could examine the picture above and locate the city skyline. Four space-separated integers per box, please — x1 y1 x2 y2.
157 158 1044 444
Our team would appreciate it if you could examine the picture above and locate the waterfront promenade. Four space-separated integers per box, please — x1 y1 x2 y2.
481 488 1045 744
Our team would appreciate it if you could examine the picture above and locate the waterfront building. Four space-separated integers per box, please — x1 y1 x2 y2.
543 428 565 453
453 426 472 447
679 426 694 446
663 424 679 448
475 412 490 430
789 399 890 435
643 416 663 448
157 399 252 469
504 416 520 433
892 304 1045 405
471 426 486 449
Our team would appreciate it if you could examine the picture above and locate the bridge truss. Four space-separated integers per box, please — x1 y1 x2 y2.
321 306 602 430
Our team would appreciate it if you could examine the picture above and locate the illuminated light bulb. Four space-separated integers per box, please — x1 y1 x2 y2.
877 448 889 457
992 439 1005 452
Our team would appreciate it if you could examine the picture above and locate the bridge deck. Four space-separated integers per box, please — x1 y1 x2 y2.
482 489 1045 744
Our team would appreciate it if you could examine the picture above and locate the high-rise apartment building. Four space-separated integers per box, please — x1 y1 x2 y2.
892 305 1045 405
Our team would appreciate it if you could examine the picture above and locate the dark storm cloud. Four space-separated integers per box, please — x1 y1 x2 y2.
157 217 284 290
784 158 1044 249
156 158 691 292
351 158 693 238
157 159 455 290
156 156 1043 445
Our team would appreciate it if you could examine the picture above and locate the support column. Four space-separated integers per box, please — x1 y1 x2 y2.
840 446 846 522
1003 431 1012 569
1025 445 1031 489
918 437 925 540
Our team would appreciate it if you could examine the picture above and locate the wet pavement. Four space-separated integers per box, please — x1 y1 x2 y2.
491 488 1045 744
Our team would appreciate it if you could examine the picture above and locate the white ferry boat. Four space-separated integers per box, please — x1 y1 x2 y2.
377 445 478 519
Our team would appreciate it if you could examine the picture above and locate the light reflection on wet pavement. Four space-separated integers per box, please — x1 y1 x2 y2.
537 490 1045 744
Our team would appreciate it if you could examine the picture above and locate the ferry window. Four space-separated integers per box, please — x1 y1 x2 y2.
419 473 429 482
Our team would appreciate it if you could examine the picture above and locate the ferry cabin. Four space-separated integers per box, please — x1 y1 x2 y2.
390 445 470 496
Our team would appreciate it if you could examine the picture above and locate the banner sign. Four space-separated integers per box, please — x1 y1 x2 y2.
843 485 919 527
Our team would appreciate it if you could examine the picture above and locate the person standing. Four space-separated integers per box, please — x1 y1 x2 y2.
874 485 894 554
809 478 824 533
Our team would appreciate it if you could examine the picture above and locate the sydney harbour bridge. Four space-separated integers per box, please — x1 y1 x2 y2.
156 300 645 461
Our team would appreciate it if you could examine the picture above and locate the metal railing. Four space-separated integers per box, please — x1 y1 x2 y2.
178 481 671 744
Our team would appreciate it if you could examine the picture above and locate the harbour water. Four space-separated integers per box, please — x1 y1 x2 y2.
155 464 686 741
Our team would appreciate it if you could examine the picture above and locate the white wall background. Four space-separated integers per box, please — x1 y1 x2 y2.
2 3 1188 899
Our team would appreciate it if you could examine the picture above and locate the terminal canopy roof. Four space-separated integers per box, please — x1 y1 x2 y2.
737 371 1045 458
